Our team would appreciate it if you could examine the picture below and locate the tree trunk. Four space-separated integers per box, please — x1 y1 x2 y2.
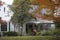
14 24 15 32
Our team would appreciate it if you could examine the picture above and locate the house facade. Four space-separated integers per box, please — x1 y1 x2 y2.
0 0 56 36
0 1 14 34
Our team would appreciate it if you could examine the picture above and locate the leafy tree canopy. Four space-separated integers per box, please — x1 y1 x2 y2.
11 0 35 26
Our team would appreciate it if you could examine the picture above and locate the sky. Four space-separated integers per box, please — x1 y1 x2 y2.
1 0 14 5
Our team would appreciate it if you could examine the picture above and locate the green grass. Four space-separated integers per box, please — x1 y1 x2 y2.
0 36 60 40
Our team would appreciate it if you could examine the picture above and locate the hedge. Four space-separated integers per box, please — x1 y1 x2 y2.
3 31 18 36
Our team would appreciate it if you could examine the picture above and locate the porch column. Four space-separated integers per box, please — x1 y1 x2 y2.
0 24 3 37
7 22 9 32
7 21 10 32
51 23 55 30
22 23 26 36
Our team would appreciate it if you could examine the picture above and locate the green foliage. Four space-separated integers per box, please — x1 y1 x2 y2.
11 13 18 24
13 0 20 5
11 0 34 26
44 14 50 17
36 30 60 36
53 30 60 36
3 31 18 36
37 32 41 36
38 30 53 36
55 23 60 28
42 31 53 36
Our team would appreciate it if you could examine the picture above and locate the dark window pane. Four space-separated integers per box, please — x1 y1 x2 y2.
1 25 7 31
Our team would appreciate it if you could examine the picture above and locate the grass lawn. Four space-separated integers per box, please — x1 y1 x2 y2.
0 36 60 40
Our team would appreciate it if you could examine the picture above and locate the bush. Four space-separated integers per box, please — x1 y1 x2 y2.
41 30 53 36
53 30 60 36
3 31 18 36
37 32 41 36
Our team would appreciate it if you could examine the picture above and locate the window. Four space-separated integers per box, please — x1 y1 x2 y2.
4 7 5 12
1 25 7 31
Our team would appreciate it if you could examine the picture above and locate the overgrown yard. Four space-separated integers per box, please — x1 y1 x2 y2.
0 36 60 40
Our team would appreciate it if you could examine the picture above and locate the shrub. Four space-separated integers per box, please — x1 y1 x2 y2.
41 30 53 36
3 31 18 36
37 32 41 36
3 32 7 36
53 30 60 36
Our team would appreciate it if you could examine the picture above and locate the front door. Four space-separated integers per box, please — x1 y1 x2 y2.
26 23 36 35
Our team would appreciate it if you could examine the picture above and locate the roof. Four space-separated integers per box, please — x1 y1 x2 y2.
29 19 54 24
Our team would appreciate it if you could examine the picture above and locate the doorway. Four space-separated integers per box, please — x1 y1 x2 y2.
26 23 36 35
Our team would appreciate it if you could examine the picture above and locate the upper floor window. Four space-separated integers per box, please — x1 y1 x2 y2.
4 7 5 12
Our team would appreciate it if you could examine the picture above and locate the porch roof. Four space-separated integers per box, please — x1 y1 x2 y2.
29 19 54 24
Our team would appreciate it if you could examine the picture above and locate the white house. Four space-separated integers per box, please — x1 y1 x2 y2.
0 1 14 33
0 1 55 36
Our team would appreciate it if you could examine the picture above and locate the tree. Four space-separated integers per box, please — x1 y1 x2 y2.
11 0 35 35
11 0 34 25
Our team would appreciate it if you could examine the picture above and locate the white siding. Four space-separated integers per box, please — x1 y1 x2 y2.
0 24 1 32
